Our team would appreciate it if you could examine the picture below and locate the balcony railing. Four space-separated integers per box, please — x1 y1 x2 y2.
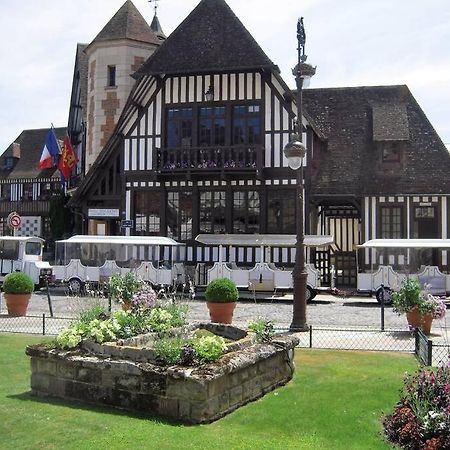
156 145 263 176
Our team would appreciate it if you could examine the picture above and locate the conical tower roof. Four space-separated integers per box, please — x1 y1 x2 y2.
87 0 161 50
150 14 165 39
134 0 277 77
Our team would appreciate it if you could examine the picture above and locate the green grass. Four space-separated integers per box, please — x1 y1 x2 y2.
0 334 417 450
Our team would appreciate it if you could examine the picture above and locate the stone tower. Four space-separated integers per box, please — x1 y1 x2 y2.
84 0 164 172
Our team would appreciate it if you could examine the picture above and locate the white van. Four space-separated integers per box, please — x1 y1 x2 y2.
0 236 53 287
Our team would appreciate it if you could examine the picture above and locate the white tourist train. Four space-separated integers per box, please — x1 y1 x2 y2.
52 235 185 294
356 239 450 304
194 234 334 302
0 236 53 286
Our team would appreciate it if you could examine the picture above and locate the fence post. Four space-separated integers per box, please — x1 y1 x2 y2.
427 339 433 366
309 325 313 348
380 284 385 331
42 313 46 336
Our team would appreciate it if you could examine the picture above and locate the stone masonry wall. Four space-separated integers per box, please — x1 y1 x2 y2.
26 335 298 424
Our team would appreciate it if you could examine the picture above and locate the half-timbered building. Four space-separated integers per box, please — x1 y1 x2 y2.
0 127 66 238
65 0 450 287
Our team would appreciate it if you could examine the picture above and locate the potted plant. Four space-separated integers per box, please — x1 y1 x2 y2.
205 278 239 324
2 271 34 316
391 278 446 335
107 272 144 310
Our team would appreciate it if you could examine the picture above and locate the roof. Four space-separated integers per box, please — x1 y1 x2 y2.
0 127 66 180
56 235 182 246
134 0 278 77
358 239 450 249
86 0 162 51
303 85 450 196
76 43 89 119
150 14 165 39
0 236 45 243
195 234 334 247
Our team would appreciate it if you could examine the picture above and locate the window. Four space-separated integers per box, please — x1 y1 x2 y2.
199 191 226 233
232 105 261 145
22 183 33 201
134 191 161 235
199 107 226 146
4 157 15 170
380 206 403 238
167 191 193 241
267 191 296 234
381 142 402 162
1 184 11 200
107 65 116 87
25 242 42 256
166 108 193 148
233 191 260 233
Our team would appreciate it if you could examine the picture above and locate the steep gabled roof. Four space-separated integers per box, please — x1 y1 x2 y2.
134 0 278 77
303 85 450 196
0 127 66 179
86 0 162 50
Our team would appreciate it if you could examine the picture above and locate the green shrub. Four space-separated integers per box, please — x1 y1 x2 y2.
154 336 184 364
2 272 34 294
205 278 238 303
108 272 144 304
248 318 275 343
191 335 226 361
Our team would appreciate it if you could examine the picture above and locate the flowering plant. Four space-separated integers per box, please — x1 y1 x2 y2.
392 278 446 320
383 365 450 448
108 272 144 305
130 284 157 311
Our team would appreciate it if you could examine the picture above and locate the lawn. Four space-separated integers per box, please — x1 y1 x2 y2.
0 334 417 450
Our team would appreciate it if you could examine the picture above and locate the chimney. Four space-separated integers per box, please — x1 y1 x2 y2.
12 142 20 158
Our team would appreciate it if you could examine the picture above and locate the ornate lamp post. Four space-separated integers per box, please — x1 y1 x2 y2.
284 17 316 332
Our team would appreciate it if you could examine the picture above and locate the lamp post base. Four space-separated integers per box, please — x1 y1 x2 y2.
289 323 310 333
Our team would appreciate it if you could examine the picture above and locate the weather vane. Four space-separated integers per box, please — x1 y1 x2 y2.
297 17 307 63
149 0 161 15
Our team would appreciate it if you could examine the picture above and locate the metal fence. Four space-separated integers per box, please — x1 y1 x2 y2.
0 314 72 336
1 315 448 366
415 328 450 367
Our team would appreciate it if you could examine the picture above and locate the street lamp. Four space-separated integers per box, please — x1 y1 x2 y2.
284 17 316 332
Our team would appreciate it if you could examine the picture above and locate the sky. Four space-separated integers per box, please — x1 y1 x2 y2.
0 0 449 154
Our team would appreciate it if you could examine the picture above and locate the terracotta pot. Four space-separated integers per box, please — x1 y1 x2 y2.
4 293 32 316
121 301 132 311
206 302 236 324
406 307 433 335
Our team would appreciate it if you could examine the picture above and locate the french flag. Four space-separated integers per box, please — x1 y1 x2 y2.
38 128 60 169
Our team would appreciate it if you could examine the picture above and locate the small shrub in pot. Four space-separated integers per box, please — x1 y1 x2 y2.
3 271 34 294
205 278 238 323
205 278 239 303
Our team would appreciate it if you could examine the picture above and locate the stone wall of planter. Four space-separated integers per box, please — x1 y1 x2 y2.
26 327 299 424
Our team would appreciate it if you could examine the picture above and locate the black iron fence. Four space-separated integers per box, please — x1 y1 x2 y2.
414 328 450 367
0 314 72 336
1 315 448 366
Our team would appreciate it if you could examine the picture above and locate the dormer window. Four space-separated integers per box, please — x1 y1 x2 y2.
107 65 116 87
381 142 402 163
4 157 15 170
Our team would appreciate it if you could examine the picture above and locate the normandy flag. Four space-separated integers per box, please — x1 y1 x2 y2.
58 135 78 182
38 127 60 169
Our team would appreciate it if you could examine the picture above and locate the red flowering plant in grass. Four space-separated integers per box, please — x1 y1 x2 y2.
383 365 450 449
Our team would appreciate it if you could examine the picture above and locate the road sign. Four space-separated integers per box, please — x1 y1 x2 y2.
7 212 21 229
121 220 134 228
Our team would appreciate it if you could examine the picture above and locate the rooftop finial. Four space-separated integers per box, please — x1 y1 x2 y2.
149 0 161 16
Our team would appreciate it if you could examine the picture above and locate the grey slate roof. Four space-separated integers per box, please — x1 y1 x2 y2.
0 127 66 179
134 0 278 77
76 43 89 120
86 0 162 50
303 85 450 196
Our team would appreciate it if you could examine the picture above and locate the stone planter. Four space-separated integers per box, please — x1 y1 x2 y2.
4 293 32 316
406 307 433 335
207 302 236 323
26 324 299 424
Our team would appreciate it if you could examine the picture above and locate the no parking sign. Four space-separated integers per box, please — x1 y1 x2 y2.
7 211 21 230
